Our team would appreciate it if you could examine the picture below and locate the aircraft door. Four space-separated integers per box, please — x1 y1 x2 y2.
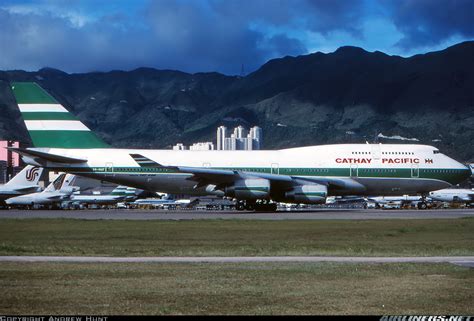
350 164 358 178
105 162 114 177
371 143 382 160
411 164 419 178
271 163 279 174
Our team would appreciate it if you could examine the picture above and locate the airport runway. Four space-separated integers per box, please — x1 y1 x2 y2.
0 208 474 220
1 255 473 267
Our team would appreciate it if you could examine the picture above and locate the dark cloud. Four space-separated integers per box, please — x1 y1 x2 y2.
304 0 366 36
0 0 310 74
264 34 307 57
0 0 472 74
387 0 474 49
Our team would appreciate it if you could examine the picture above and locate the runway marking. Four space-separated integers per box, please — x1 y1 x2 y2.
1 256 473 264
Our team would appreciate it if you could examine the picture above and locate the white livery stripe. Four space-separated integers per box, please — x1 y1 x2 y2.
18 104 68 112
25 120 90 131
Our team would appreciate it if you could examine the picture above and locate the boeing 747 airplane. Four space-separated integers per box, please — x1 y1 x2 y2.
7 82 472 211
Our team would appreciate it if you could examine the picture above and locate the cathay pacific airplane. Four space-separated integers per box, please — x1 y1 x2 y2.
7 82 472 211
70 185 137 206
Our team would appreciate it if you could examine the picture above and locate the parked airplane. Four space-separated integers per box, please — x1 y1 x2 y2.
5 173 76 207
8 82 473 211
69 185 137 207
365 195 424 209
0 165 44 204
133 198 193 208
429 188 474 204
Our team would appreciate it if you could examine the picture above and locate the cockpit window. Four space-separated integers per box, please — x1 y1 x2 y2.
433 150 440 154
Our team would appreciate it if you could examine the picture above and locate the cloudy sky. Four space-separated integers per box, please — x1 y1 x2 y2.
1 0 473 75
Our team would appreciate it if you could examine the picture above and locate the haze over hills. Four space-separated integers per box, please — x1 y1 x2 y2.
0 41 473 162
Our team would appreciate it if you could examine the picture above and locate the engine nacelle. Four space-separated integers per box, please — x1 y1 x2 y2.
224 178 270 200
284 184 327 204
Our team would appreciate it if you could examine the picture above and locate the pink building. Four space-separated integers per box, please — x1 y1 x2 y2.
0 141 20 167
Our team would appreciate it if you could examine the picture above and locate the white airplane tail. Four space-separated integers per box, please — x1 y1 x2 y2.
44 174 67 192
60 174 78 195
4 165 44 188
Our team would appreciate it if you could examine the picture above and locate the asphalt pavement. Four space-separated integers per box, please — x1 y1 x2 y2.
0 255 473 267
0 208 473 220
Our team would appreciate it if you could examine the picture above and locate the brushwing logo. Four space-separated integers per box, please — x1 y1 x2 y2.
25 167 40 182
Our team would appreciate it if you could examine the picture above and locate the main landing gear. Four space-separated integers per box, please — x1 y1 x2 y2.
236 200 278 212
417 202 428 210
417 194 428 210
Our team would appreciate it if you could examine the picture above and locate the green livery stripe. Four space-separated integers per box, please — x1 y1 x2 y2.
235 187 269 192
11 82 58 104
50 166 471 186
22 112 78 121
29 130 109 149
295 193 326 197
11 82 109 149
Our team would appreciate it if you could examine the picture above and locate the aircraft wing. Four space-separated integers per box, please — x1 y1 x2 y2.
46 194 70 201
129 154 366 192
12 185 41 193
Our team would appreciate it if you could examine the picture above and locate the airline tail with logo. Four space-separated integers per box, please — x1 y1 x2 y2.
3 165 44 190
11 82 108 149
0 165 45 203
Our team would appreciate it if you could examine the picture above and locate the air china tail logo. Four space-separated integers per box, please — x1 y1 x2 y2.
25 167 40 181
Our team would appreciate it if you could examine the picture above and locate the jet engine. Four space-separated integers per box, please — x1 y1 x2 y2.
284 184 327 204
224 178 271 200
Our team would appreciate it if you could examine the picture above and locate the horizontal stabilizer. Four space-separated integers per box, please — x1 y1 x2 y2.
13 186 42 193
8 147 87 164
130 154 164 167
46 195 64 200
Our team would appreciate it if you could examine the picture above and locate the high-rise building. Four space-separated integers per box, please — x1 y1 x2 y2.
233 125 247 139
248 126 262 150
216 126 227 151
215 125 263 150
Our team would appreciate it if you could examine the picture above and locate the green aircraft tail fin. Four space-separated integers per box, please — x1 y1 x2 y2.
11 82 109 149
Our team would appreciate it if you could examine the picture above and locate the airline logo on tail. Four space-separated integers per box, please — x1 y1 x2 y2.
130 154 159 167
10 82 109 149
53 174 66 191
25 167 41 181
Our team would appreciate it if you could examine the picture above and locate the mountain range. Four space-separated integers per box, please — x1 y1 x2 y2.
1 41 473 162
